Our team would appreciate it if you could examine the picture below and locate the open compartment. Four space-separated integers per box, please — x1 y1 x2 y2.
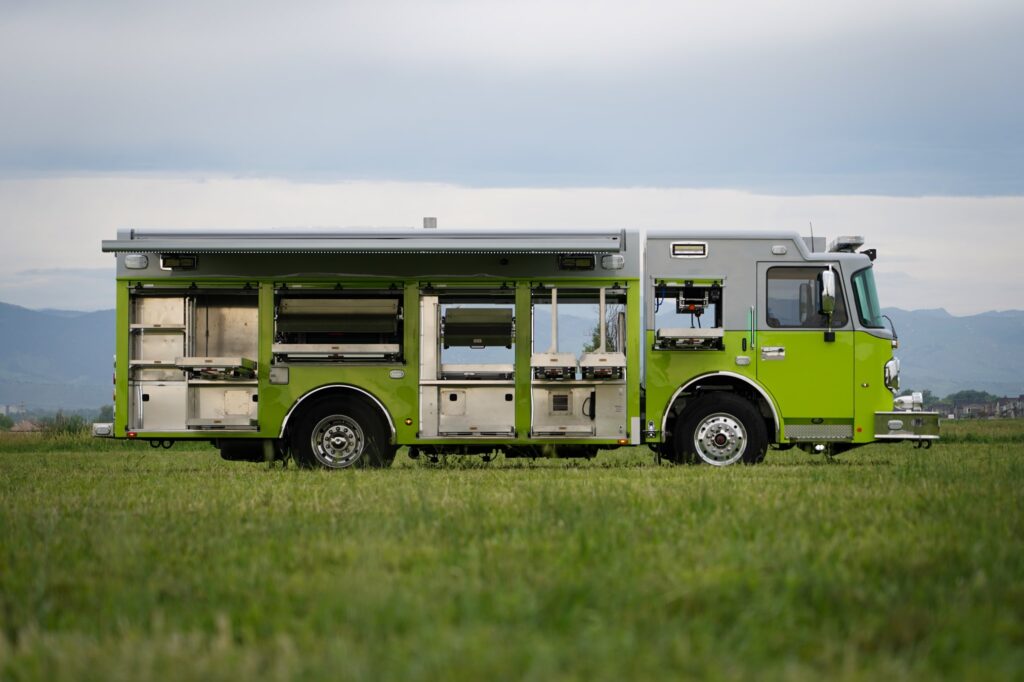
419 291 517 437
130 382 187 431
530 286 628 439
653 280 725 350
189 292 259 368
129 296 187 380
187 382 258 429
436 386 516 436
439 304 515 379
127 288 259 432
442 307 514 349
272 292 403 362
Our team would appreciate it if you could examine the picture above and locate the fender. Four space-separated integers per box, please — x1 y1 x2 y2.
661 371 781 441
278 384 397 440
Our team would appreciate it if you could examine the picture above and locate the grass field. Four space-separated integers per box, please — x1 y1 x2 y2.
1 423 1022 681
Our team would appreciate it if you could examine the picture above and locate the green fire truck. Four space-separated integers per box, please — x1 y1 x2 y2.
93 226 939 466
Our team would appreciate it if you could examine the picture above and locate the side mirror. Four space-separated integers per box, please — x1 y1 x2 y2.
819 268 836 317
819 267 837 342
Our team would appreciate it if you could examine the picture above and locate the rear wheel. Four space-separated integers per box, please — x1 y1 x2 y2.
672 394 767 466
291 399 394 469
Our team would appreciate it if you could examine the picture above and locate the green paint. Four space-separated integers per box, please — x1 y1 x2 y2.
114 283 130 434
625 281 642 441
107 263 907 451
114 276 640 448
854 331 898 443
514 283 532 439
643 330 764 443
756 329 854 425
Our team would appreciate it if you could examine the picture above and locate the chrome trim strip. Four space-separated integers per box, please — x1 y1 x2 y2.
874 434 940 440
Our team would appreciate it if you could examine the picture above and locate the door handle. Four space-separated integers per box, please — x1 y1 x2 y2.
761 346 786 360
135 383 144 428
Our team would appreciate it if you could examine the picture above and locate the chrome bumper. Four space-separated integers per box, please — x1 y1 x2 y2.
874 411 940 441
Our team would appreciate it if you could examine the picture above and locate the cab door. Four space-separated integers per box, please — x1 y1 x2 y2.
756 263 855 441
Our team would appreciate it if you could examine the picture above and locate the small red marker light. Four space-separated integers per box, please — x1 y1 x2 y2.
127 432 137 439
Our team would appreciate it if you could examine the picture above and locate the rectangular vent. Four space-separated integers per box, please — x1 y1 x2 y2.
551 393 570 413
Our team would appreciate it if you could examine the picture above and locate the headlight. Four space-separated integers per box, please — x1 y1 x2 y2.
884 358 900 393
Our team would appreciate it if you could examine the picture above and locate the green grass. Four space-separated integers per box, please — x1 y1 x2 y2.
937 418 1024 443
0 432 212 454
1 424 1022 681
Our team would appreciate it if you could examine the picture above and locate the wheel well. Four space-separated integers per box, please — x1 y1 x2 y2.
664 376 778 444
280 385 396 443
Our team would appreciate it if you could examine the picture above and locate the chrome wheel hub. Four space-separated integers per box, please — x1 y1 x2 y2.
694 412 747 466
311 415 365 468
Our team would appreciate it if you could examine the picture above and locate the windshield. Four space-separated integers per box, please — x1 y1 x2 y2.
852 267 885 328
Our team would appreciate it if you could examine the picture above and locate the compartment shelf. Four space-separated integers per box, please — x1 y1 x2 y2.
129 359 178 367
531 425 596 437
186 417 258 429
439 363 514 380
129 324 186 331
176 356 256 370
655 327 725 350
187 379 258 386
272 343 400 360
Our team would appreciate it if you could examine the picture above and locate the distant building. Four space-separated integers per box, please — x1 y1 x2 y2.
953 402 995 419
1 404 27 417
996 395 1024 419
10 420 42 432
951 397 1024 419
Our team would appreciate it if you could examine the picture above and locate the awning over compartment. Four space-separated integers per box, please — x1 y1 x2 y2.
102 228 625 254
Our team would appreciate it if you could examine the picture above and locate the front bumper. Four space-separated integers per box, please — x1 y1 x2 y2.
874 411 940 441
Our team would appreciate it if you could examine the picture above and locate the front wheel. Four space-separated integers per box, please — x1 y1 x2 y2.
672 394 768 466
291 399 394 469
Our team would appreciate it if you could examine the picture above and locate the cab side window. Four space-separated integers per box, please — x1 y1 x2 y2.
766 267 848 328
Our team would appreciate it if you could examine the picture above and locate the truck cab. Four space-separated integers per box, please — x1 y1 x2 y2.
643 231 938 465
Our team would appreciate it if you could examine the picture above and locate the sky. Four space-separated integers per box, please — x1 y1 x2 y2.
0 0 1022 313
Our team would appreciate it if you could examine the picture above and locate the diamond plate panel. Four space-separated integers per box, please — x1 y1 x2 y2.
786 424 853 441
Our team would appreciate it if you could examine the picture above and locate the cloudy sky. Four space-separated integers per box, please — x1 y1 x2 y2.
0 1 1021 313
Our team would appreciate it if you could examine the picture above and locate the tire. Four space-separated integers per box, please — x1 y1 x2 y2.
671 393 768 466
290 399 394 469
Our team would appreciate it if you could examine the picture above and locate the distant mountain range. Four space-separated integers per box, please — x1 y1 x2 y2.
883 308 1024 398
0 303 113 410
0 302 1020 410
